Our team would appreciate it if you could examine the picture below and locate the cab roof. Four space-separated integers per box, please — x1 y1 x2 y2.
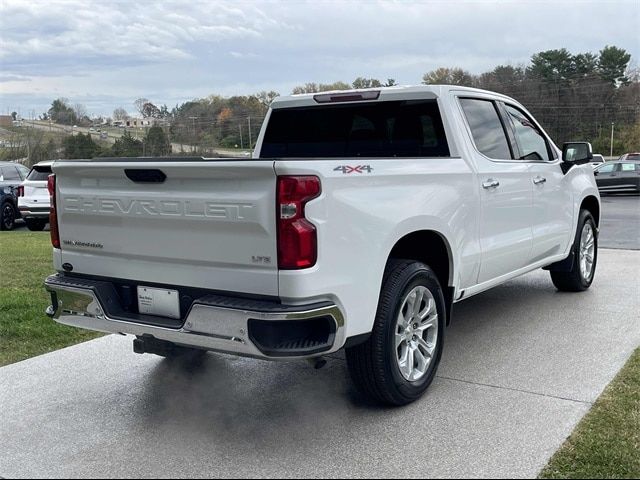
271 84 517 109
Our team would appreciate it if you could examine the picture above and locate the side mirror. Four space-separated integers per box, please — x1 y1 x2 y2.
562 142 593 163
561 142 593 173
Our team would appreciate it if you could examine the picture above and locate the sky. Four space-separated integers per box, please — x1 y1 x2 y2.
1 0 638 118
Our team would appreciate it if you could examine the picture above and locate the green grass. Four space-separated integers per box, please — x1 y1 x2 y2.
0 232 101 366
540 347 640 479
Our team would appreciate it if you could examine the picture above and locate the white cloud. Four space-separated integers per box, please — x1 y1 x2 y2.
0 0 638 115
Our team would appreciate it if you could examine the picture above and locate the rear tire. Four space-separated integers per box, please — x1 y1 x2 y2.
1 202 16 231
25 218 47 231
550 209 598 292
346 259 445 406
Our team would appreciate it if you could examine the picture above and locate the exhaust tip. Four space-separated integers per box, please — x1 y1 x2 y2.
307 357 327 370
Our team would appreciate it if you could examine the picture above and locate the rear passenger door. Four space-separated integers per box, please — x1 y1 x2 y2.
619 162 640 190
502 103 573 261
458 97 533 284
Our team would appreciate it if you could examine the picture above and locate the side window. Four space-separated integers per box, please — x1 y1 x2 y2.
504 104 551 161
597 164 616 173
459 98 512 160
2 166 21 181
621 163 636 172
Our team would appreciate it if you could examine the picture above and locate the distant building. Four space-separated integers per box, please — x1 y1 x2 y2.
0 115 13 127
124 117 168 128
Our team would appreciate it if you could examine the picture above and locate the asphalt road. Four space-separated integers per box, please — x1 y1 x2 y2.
599 193 640 249
1 248 639 478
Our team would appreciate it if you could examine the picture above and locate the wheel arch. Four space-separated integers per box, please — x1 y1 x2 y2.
1 195 17 208
386 229 455 325
580 195 600 227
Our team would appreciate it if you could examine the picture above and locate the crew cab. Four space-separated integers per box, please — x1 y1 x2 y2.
44 86 600 405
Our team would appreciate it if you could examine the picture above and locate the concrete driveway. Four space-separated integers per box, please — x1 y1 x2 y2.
1 248 638 478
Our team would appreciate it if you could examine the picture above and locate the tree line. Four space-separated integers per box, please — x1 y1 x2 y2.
36 44 638 158
60 127 172 159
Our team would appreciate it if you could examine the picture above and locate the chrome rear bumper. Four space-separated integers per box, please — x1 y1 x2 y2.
44 274 345 360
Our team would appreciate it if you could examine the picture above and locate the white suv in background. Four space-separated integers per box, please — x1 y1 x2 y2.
18 161 53 231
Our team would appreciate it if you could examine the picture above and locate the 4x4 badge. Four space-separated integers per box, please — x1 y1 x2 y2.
334 165 373 174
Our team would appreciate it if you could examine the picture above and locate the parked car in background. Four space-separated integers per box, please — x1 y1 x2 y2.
594 159 640 193
618 152 640 162
590 154 605 169
0 161 29 230
18 161 53 231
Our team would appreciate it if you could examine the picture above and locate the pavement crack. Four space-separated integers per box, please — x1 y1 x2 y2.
436 375 594 405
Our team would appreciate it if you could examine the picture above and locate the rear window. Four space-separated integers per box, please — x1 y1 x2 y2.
261 100 450 158
27 165 52 181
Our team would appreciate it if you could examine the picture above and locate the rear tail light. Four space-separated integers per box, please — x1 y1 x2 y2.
47 174 60 249
17 185 24 197
277 176 321 269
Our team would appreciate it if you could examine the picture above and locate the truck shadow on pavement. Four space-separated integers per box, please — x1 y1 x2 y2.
133 263 632 442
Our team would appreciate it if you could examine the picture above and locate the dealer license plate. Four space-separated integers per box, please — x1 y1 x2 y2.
137 286 180 319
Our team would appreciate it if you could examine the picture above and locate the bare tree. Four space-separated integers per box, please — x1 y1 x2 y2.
254 91 280 108
73 103 87 122
113 108 128 121
134 98 150 117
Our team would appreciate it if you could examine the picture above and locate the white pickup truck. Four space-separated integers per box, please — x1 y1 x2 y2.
45 86 600 405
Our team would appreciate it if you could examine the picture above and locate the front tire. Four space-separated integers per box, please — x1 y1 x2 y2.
550 209 598 292
1 202 16 231
346 259 445 406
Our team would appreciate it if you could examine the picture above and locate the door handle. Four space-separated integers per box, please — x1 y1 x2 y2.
533 176 547 185
482 179 500 189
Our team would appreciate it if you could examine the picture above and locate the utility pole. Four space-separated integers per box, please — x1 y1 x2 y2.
26 125 31 162
610 122 615 158
247 116 252 150
239 124 243 149
188 116 198 153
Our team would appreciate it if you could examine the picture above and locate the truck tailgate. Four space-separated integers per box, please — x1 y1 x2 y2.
53 159 278 296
